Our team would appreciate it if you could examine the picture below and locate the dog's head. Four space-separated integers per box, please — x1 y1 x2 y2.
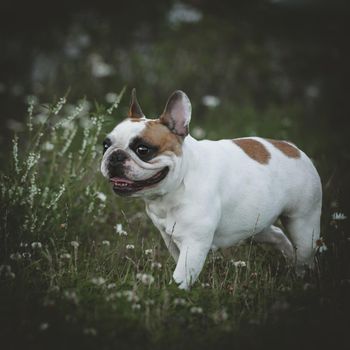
100 89 191 197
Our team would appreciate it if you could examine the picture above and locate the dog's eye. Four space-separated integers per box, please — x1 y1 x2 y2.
103 138 112 154
136 145 150 157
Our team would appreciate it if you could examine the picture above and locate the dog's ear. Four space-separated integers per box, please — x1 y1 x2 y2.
128 88 144 119
160 90 191 137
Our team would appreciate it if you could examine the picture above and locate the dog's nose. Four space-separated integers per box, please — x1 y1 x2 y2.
109 150 128 166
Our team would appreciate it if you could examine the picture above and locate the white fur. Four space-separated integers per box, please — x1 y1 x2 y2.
101 98 322 290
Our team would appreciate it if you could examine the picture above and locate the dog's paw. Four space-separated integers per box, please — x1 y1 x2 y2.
173 272 190 290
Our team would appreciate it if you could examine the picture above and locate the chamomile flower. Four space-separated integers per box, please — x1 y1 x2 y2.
332 212 347 221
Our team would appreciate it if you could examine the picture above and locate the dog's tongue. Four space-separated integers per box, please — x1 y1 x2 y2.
110 177 134 185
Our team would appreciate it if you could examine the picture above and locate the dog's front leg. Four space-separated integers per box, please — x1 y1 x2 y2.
173 239 211 290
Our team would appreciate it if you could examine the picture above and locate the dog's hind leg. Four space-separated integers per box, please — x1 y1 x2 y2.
254 225 294 261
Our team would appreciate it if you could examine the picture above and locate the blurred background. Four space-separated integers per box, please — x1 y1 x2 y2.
0 0 350 206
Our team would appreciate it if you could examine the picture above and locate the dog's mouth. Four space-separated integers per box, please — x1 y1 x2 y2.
109 167 169 196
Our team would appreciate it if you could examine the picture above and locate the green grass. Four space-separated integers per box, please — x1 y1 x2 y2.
0 90 349 350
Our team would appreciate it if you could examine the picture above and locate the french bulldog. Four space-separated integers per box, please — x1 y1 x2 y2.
101 89 322 289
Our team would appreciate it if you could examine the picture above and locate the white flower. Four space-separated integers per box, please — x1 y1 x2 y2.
212 309 228 323
173 298 186 306
96 192 107 202
105 92 118 103
144 249 153 256
126 244 135 250
10 252 22 261
192 126 206 139
31 242 42 249
89 53 114 78
332 212 347 221
83 327 97 336
102 240 110 247
70 241 79 249
202 95 221 108
151 262 162 269
122 290 139 303
115 223 127 236
107 283 116 289
201 282 210 288
131 303 141 311
63 290 79 304
168 3 202 25
136 273 155 286
39 322 49 331
42 142 54 151
231 260 247 267
60 253 71 260
91 277 106 286
190 306 203 314
22 252 31 259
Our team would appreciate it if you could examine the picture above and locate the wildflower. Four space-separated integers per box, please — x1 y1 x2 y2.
136 273 155 286
332 212 347 221
151 262 162 270
212 309 228 323
19 242 28 248
202 95 221 108
31 242 42 249
173 298 186 306
102 240 110 247
190 306 203 314
144 249 153 256
145 299 155 306
115 223 128 236
316 238 328 253
123 290 139 303
10 252 22 261
0 265 15 279
83 328 97 336
39 323 49 331
42 142 54 151
192 126 206 139
168 3 202 25
107 283 116 289
70 241 79 249
201 282 210 288
96 192 107 202
126 244 135 250
63 290 79 304
91 277 106 286
22 252 32 259
131 303 141 311
105 92 118 103
60 253 72 260
231 260 247 267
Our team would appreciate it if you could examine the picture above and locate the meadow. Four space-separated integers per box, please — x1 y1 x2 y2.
0 88 349 350
1 2 350 349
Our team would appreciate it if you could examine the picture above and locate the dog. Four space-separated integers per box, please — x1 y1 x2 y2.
100 89 322 289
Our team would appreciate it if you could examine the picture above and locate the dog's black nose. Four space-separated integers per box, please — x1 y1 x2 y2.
109 150 128 166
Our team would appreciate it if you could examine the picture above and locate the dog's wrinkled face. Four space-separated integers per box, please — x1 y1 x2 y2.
100 89 191 197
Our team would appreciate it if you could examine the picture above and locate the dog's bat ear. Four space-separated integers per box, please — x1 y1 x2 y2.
160 90 191 137
128 88 144 119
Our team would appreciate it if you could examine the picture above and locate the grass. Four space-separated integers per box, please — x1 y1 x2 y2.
0 89 349 350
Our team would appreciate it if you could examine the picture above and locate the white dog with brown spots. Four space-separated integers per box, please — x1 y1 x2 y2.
101 89 322 289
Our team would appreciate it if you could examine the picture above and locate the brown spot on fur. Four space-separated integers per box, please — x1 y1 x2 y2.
266 139 301 158
233 138 270 164
140 120 183 156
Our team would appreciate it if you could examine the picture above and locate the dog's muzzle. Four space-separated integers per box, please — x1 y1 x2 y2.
107 149 129 178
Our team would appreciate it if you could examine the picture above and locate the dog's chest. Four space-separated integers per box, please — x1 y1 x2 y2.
145 201 177 236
